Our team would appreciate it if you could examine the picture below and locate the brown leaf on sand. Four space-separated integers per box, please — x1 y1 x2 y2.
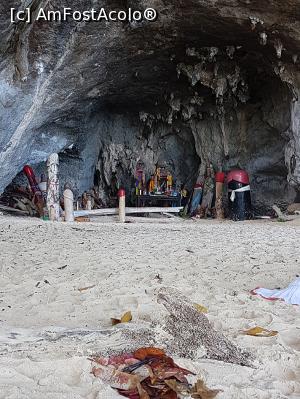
164 379 190 395
243 327 278 337
111 318 122 326
75 216 90 222
190 379 222 399
111 311 132 326
78 285 96 292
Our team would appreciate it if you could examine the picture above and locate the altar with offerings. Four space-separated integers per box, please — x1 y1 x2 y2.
134 161 181 207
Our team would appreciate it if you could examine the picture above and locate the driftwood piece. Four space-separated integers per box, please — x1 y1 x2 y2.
157 287 253 367
272 205 285 219
13 198 36 216
74 207 183 217
0 204 29 215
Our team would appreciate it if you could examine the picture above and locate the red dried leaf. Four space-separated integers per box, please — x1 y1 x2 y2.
92 365 140 391
133 347 166 360
117 389 140 399
150 357 194 380
161 389 178 399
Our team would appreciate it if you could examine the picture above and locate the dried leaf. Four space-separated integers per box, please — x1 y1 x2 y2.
137 384 151 399
117 381 150 398
165 379 190 395
78 285 96 292
141 381 163 397
133 347 166 360
161 390 178 399
121 311 132 323
111 311 132 326
193 303 208 313
92 365 140 391
165 379 180 393
117 389 139 399
243 327 278 337
90 356 108 366
190 379 221 399
75 216 90 222
111 318 121 326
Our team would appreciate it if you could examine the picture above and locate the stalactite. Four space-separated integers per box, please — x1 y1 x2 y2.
259 32 268 46
226 46 235 59
249 16 264 30
274 38 283 59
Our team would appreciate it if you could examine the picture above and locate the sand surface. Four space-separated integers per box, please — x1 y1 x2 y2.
0 215 299 398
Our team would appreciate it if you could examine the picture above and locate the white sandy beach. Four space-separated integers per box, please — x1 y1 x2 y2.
0 216 299 398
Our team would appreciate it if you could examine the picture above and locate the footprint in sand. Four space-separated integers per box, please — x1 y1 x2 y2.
270 363 299 381
273 380 300 396
111 295 140 311
280 329 300 351
221 309 273 326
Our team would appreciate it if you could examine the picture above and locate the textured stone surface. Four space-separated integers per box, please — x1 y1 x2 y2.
1 1 300 209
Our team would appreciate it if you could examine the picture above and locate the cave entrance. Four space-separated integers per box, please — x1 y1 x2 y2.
1 36 299 216
0 111 201 211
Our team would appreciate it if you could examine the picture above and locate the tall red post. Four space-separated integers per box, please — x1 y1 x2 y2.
118 189 126 223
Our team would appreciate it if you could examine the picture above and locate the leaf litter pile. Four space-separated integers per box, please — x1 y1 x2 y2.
89 287 257 398
91 347 221 398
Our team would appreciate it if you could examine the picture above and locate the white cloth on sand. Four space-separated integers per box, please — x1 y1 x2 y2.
253 277 300 305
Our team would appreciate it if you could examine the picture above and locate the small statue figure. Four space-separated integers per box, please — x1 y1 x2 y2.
180 184 189 207
109 172 119 207
148 175 155 193
135 160 145 195
64 183 74 222
199 164 215 218
167 172 173 192
82 191 88 210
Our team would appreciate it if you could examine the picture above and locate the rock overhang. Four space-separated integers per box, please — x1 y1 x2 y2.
0 0 300 210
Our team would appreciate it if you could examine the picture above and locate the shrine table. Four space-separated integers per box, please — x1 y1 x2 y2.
136 194 181 207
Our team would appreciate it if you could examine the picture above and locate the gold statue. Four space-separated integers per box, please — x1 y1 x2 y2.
149 175 155 193
167 172 173 192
